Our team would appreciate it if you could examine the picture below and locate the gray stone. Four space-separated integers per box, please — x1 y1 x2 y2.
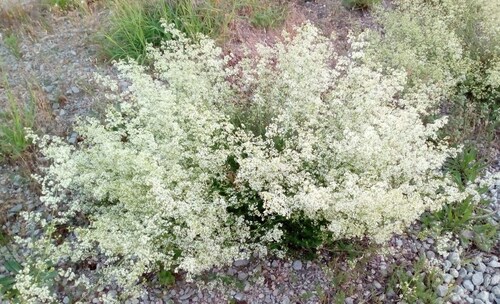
448 252 461 265
476 262 487 272
463 280 475 291
233 259 249 267
234 293 245 301
489 260 500 268
484 274 492 287
344 297 354 304
43 85 55 93
68 132 78 145
386 288 396 298
444 274 454 284
373 281 382 289
71 86 80 94
179 290 193 301
473 272 484 286
437 284 448 297
444 260 453 271
8 204 23 214
477 291 489 303
427 250 436 260
454 286 466 296
450 295 462 303
282 296 290 304
237 272 248 280
450 269 459 278
474 300 484 304
292 260 303 271
63 297 70 304
492 286 500 297
460 268 468 279
491 274 500 285
271 260 279 268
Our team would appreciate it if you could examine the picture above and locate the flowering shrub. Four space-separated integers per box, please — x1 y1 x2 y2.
17 23 473 301
361 0 500 144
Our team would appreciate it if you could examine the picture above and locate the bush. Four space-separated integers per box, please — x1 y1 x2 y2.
20 24 472 301
361 0 500 149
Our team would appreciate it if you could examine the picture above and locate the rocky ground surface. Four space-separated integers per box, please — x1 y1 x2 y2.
0 1 499 304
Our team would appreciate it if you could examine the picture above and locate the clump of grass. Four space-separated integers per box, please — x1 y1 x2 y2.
0 79 36 162
100 0 236 63
342 0 381 9
99 0 289 63
247 0 286 29
3 33 22 59
386 257 443 303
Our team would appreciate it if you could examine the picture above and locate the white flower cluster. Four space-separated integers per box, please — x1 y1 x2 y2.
18 22 478 300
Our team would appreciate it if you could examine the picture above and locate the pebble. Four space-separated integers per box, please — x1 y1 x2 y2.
491 274 500 285
450 294 462 303
448 252 461 265
437 285 448 297
489 260 500 268
43 85 55 93
443 274 454 284
282 295 290 304
344 297 354 304
292 260 302 271
460 268 468 279
237 272 248 280
476 262 487 272
472 272 484 286
373 281 382 290
444 260 453 271
464 280 475 292
484 274 492 287
234 293 245 301
63 297 70 304
68 132 78 145
477 291 490 303
234 259 249 267
8 204 23 214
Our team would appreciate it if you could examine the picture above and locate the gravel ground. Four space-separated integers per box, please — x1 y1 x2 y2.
0 2 499 304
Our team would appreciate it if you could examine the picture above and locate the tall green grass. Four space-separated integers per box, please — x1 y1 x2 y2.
0 77 36 161
100 0 236 63
99 0 288 63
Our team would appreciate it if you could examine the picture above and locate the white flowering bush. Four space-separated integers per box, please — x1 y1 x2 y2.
361 0 500 144
17 23 473 301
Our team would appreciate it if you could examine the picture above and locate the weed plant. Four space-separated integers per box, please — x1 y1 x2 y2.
386 257 442 303
0 77 36 161
3 34 21 59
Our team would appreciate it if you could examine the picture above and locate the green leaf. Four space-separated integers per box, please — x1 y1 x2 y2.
4 260 22 274
0 276 16 289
